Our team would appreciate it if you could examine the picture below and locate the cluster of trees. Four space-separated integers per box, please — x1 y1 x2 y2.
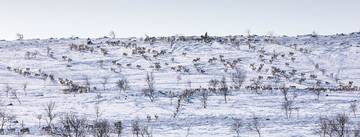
317 113 360 137
1 101 126 137
231 115 264 137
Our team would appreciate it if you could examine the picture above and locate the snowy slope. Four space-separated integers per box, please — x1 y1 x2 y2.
0 32 359 137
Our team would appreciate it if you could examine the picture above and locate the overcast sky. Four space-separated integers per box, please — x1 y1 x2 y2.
0 0 360 40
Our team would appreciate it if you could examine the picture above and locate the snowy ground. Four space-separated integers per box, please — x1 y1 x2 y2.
0 32 360 137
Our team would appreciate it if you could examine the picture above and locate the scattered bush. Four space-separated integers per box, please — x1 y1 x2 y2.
54 113 87 137
143 72 155 102
114 121 123 137
248 116 263 137
44 102 56 127
350 101 358 118
318 113 349 137
92 120 110 137
231 118 243 137
201 90 208 109
132 119 141 137
101 76 109 91
0 110 8 134
231 68 246 89
116 78 129 93
219 76 229 103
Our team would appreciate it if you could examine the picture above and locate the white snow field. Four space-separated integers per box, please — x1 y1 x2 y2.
0 32 360 137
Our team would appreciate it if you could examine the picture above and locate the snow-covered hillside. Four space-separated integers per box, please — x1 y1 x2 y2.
0 32 360 137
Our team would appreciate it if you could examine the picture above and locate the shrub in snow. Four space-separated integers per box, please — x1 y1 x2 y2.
114 121 123 137
318 113 350 137
231 68 246 89
92 119 110 137
248 116 263 137
53 113 87 137
143 72 155 102
116 78 129 93
44 101 56 128
231 118 243 137
219 76 229 103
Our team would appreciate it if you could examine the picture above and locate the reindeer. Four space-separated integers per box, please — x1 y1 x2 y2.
193 58 200 62
20 128 30 134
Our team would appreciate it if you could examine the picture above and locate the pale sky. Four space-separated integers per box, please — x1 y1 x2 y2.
0 0 360 40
